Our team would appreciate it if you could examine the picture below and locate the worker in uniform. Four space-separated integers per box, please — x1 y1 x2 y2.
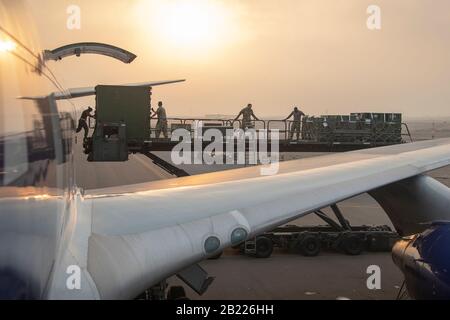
152 101 168 138
76 106 94 139
284 106 305 140
234 104 260 129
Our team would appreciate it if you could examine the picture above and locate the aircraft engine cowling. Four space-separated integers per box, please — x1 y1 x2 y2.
392 222 450 300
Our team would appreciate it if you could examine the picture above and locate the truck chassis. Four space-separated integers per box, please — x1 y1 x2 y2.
239 205 399 258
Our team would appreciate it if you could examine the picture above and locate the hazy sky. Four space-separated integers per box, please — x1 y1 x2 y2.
28 0 450 118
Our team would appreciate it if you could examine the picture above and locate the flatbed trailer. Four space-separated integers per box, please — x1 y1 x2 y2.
236 206 399 259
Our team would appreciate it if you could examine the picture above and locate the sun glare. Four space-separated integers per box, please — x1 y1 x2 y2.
136 0 235 56
165 3 219 46
0 40 16 53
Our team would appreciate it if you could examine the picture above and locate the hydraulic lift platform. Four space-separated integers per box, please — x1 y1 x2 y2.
142 139 389 153
83 84 413 161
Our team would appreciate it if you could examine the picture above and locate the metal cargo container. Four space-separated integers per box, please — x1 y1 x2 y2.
95 85 151 146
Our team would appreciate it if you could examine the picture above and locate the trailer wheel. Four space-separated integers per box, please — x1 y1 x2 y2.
255 237 273 258
341 235 364 255
298 235 321 257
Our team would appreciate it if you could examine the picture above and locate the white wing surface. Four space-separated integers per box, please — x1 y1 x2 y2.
58 139 450 299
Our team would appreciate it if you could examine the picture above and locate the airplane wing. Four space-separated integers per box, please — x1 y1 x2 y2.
60 138 450 299
19 79 185 100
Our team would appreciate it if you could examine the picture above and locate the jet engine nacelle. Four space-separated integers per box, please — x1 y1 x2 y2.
392 222 450 300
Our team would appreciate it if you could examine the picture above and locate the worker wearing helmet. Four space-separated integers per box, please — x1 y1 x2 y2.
152 101 168 138
234 103 259 129
76 106 94 139
284 107 305 140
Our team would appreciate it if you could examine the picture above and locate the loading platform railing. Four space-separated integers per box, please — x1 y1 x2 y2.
147 117 413 144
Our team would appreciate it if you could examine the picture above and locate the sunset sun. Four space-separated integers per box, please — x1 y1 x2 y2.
135 0 236 55
162 2 223 47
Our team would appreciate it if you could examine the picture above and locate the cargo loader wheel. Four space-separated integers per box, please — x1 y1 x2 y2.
341 235 365 256
298 235 321 257
255 237 273 258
